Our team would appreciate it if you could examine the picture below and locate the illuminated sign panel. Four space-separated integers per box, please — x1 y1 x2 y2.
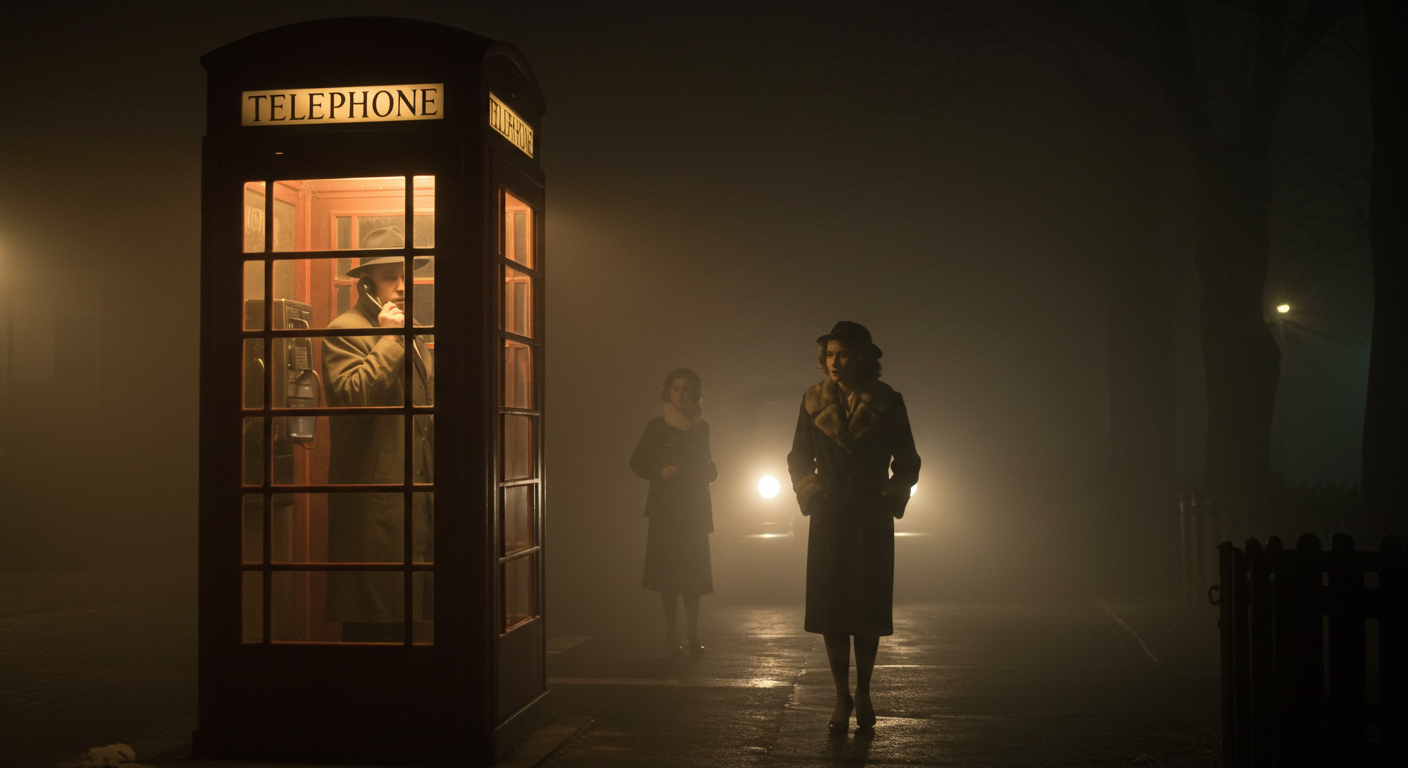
241 84 443 126
489 93 534 158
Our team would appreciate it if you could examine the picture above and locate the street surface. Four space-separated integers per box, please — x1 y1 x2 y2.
2 573 1220 768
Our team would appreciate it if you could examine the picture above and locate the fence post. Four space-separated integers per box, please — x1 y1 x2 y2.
1272 534 1320 767
1381 535 1406 762
1299 533 1326 767
1326 533 1366 764
1247 537 1274 767
1220 540 1250 767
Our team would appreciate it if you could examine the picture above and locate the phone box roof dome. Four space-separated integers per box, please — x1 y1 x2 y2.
201 17 544 138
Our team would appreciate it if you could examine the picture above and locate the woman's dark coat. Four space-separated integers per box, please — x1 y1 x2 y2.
631 411 717 595
787 378 919 636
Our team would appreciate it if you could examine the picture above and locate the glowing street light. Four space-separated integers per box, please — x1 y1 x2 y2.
1276 303 1291 314
758 476 780 499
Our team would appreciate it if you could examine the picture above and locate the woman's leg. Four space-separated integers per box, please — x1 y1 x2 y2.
659 592 680 651
823 633 854 728
682 593 702 652
853 634 879 726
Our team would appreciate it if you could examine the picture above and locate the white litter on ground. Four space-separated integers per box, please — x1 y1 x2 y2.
70 743 154 768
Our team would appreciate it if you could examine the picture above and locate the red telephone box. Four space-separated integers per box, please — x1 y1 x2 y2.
197 18 547 764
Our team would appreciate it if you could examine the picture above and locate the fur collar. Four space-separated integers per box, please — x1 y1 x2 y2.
663 402 702 431
803 378 895 449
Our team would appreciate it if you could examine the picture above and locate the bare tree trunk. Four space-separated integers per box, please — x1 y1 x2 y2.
1144 0 1348 499
1362 0 1408 536
1195 156 1282 497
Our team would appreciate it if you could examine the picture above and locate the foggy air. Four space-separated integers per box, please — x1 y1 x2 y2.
0 2 1391 767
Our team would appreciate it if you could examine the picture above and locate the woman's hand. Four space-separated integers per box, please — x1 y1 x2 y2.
661 466 680 480
881 483 910 518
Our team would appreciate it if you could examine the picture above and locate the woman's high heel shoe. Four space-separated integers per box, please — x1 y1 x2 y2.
828 694 854 734
855 694 876 729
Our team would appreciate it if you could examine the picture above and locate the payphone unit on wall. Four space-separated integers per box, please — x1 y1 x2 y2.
198 18 547 765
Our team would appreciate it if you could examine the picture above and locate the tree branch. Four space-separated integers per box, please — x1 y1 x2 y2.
1147 0 1226 161
1276 0 1360 82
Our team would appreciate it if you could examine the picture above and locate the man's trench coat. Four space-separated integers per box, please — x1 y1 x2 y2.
322 294 434 624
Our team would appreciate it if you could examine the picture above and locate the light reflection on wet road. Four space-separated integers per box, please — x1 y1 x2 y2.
543 601 1221 767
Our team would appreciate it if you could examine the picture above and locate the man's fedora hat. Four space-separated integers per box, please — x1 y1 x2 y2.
816 320 883 358
346 255 433 278
345 226 431 277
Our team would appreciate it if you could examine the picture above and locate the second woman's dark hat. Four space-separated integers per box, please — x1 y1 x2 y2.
817 320 883 358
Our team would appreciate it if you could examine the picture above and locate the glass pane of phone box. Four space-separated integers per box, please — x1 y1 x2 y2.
240 492 433 565
502 485 534 555
502 415 534 480
502 266 532 338
239 571 433 644
503 555 535 631
503 191 533 268
503 340 531 408
242 418 263 486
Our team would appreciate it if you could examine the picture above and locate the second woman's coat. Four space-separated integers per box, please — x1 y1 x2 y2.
631 404 717 595
787 378 919 636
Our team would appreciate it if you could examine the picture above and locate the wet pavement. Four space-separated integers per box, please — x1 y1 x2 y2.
3 571 1221 768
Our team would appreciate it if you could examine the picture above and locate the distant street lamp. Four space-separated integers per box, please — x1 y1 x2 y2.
1276 303 1291 314
758 475 780 499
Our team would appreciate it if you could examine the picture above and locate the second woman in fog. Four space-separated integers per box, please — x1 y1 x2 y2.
631 368 717 655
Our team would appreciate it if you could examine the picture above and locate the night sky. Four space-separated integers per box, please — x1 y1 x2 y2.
0 1 1372 613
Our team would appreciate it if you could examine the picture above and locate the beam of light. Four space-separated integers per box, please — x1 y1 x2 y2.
1098 602 1161 663
758 476 780 498
547 677 788 688
1276 303 1291 314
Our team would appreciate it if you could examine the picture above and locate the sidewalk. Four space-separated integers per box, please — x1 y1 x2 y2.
3 572 1221 768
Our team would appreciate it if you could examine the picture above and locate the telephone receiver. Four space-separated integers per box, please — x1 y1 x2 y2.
359 275 426 370
358 276 380 307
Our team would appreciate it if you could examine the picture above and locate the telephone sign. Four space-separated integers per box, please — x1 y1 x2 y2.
240 84 444 126
489 93 534 157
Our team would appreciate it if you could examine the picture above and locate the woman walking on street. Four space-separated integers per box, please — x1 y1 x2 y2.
631 368 718 655
788 322 920 734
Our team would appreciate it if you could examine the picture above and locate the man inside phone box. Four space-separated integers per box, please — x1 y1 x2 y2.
322 226 435 643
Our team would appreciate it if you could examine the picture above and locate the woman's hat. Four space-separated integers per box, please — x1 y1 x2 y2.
817 320 883 358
